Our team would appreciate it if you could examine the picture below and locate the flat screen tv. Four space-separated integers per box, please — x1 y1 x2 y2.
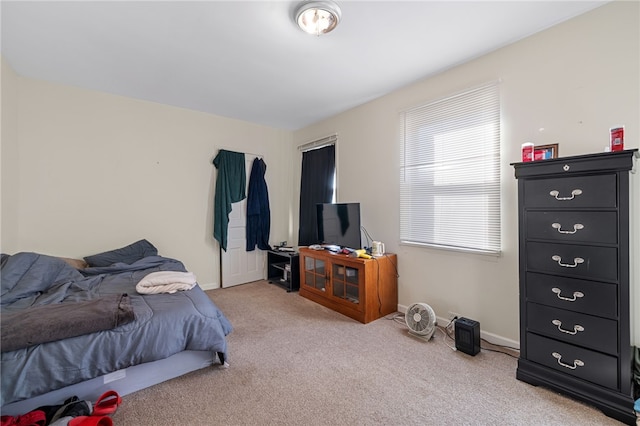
316 202 362 249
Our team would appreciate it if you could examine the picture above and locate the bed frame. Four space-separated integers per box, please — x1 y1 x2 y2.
1 350 228 416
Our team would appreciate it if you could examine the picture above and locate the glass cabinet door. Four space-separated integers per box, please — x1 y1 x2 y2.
304 256 326 291
332 263 360 304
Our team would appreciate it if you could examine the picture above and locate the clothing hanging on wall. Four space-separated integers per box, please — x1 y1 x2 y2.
246 157 270 251
213 149 246 251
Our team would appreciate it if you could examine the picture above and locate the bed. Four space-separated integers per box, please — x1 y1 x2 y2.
0 240 232 415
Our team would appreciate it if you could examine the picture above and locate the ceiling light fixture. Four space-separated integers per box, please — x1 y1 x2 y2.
295 1 342 36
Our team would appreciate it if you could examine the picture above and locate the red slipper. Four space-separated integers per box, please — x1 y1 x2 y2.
1 410 46 426
15 411 45 426
68 416 113 426
91 391 122 416
1 416 17 426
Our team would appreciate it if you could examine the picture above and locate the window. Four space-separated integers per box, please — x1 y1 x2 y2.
400 82 501 255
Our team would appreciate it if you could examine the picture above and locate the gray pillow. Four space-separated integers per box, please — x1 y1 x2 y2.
84 239 158 267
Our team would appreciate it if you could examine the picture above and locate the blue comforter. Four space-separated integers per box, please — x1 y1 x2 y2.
0 252 232 406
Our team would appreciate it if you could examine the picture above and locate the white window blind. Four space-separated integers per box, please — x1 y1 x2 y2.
400 82 501 255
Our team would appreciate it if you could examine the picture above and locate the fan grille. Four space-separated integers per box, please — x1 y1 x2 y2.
405 303 436 338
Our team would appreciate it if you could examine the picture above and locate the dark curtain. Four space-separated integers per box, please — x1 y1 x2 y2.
298 144 336 246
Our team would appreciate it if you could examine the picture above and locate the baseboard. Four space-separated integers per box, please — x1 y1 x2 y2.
199 282 219 291
397 303 520 350
479 328 519 350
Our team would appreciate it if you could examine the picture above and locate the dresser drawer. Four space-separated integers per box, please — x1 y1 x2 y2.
525 272 617 318
526 242 617 281
523 174 617 208
526 333 618 389
526 211 617 244
526 303 617 354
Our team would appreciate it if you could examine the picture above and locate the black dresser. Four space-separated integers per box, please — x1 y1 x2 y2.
512 149 638 425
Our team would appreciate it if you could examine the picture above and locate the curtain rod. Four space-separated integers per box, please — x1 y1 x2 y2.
298 134 337 152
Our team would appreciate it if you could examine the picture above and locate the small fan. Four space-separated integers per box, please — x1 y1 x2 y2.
405 302 437 340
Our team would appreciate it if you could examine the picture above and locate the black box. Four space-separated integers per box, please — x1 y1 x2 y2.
455 317 480 356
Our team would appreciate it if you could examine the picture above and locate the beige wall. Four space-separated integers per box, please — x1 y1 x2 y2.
1 57 20 250
292 1 640 345
1 70 293 288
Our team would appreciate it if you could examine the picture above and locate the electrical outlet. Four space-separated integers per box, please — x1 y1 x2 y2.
448 311 460 320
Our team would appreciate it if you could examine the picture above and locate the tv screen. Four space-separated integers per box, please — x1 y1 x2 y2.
316 202 362 249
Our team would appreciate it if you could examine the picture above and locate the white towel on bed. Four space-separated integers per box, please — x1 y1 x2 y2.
136 271 197 294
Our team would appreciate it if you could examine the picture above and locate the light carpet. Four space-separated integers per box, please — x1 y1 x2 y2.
110 280 623 425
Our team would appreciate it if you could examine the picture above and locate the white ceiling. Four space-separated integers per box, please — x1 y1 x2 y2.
1 1 609 130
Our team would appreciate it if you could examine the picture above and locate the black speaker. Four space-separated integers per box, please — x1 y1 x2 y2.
455 317 480 356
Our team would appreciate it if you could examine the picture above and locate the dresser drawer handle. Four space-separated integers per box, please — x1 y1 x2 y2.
551 222 584 234
551 287 584 302
551 319 585 335
551 255 584 268
549 189 582 201
552 352 585 370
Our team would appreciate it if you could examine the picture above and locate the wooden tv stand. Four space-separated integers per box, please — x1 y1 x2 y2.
298 247 398 323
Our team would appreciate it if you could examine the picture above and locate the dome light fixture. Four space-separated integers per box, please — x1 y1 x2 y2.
295 1 342 36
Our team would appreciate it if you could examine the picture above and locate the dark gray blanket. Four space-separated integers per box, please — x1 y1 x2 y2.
1 293 135 353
